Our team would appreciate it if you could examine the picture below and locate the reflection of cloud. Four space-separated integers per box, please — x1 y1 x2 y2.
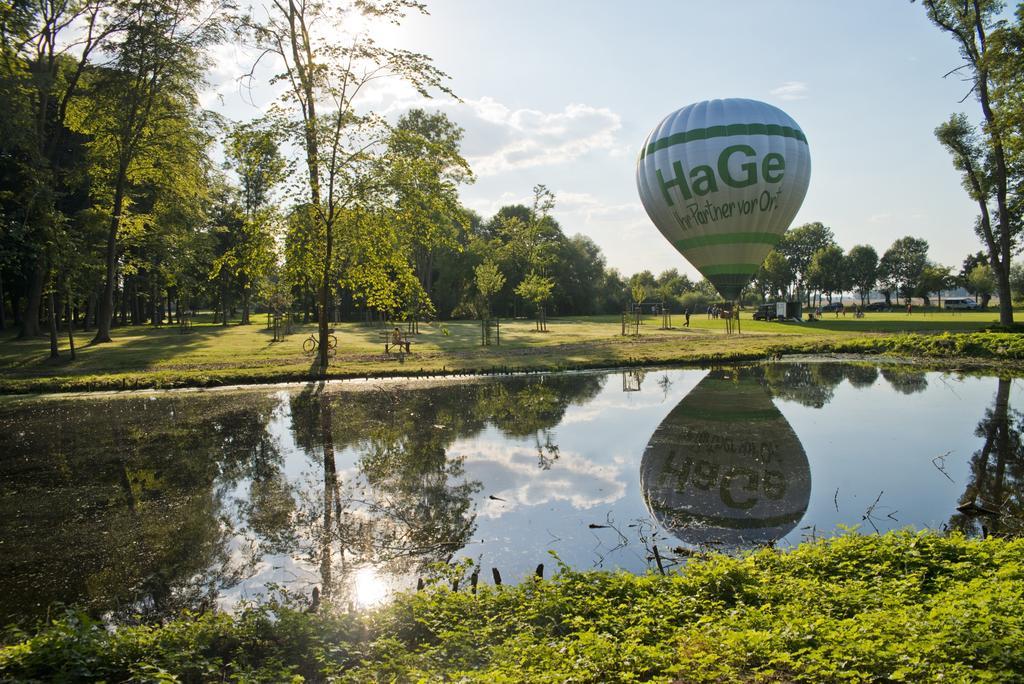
770 81 809 101
458 440 626 518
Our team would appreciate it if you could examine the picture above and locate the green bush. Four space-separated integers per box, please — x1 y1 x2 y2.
3 531 1023 682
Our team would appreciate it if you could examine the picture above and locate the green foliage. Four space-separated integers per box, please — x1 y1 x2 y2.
515 272 554 307
922 0 1022 325
879 236 930 302
806 244 847 302
825 331 1024 360
778 222 836 299
846 244 879 304
755 249 792 300
630 280 648 306
3 532 1023 681
969 264 998 302
474 260 505 317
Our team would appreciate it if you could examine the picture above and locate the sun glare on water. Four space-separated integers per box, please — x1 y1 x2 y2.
353 566 390 608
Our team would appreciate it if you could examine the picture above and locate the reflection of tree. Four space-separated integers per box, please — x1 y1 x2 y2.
0 393 282 624
844 364 880 389
0 372 608 622
951 378 1024 537
880 367 929 395
762 363 842 408
285 373 605 606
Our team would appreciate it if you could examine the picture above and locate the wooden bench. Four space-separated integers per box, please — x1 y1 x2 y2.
379 330 413 354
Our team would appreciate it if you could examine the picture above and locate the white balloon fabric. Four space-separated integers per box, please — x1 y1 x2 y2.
636 98 811 300
640 369 811 548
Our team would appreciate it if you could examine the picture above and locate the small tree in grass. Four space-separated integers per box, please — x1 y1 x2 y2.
968 264 997 308
474 260 505 318
631 282 647 312
516 272 554 331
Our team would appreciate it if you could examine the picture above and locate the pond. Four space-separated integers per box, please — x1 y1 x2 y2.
1 361 1022 625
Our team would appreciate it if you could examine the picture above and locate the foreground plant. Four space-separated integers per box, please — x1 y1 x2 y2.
2 530 1023 682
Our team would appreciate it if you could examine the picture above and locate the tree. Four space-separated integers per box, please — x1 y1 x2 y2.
777 222 836 305
390 109 472 307
806 245 847 305
915 263 954 306
91 0 227 343
221 121 285 324
923 1 1021 325
0 0 126 341
959 250 990 296
846 244 879 306
514 272 553 331
474 260 505 318
1010 262 1024 301
879 236 930 304
248 0 451 370
630 281 648 309
968 263 997 308
756 250 793 301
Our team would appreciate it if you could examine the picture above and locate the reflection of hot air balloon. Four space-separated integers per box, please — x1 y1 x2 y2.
640 369 810 548
636 99 811 302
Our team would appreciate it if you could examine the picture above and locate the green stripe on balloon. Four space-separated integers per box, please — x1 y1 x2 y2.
699 263 761 276
650 508 804 530
674 407 780 422
703 270 758 301
674 232 783 250
641 123 808 159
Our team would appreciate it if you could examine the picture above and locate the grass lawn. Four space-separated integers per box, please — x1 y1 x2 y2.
0 308 1014 394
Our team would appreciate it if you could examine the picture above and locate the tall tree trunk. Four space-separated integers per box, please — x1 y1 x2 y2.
221 283 228 326
319 390 337 601
93 168 128 344
65 294 76 360
84 290 95 331
47 292 59 359
241 288 251 325
150 280 158 326
18 259 45 338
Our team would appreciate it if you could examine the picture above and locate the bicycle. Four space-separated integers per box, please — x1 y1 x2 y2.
303 331 338 357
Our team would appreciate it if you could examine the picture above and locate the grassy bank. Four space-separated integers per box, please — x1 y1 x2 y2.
0 310 1020 394
2 531 1022 682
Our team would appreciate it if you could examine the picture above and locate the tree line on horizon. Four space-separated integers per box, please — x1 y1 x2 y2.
1 0 1022 364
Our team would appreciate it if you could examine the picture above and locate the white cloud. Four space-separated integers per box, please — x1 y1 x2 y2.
457 439 626 518
460 99 622 176
770 81 809 101
365 89 624 177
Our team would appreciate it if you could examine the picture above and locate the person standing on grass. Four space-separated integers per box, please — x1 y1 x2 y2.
907 302 912 315
684 309 691 328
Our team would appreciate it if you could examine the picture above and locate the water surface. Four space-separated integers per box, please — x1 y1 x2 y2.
1 362 1021 624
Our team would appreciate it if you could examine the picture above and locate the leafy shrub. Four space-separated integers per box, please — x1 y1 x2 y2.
2 531 1023 682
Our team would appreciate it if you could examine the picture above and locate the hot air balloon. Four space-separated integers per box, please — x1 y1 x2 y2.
636 99 811 309
639 368 811 548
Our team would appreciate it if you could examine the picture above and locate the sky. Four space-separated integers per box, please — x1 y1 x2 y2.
207 0 995 281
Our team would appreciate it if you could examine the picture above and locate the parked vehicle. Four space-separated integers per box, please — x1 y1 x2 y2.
820 301 844 313
753 301 802 321
865 301 890 311
944 297 979 310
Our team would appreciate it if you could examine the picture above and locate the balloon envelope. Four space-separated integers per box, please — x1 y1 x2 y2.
640 368 811 548
636 99 811 300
